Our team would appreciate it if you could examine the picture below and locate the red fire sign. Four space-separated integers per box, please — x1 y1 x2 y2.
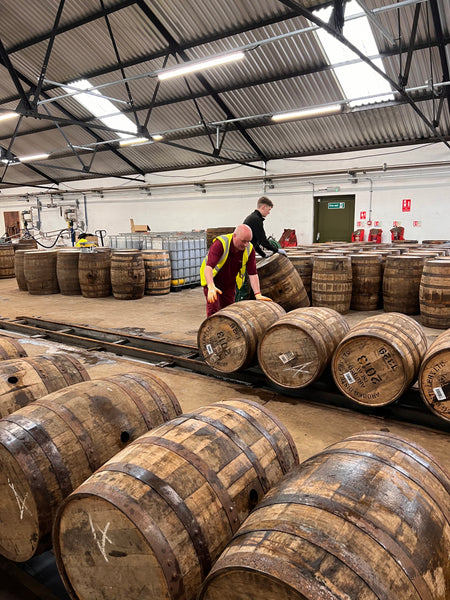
360 211 366 219
402 199 411 212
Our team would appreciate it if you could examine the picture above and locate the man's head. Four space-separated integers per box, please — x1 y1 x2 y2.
233 224 253 251
257 196 273 217
78 232 87 240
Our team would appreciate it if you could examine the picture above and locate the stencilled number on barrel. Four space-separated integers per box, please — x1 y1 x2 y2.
357 355 382 384
89 514 112 562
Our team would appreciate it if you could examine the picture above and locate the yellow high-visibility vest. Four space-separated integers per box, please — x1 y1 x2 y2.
200 234 253 289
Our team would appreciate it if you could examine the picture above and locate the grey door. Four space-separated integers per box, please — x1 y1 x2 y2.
314 195 355 243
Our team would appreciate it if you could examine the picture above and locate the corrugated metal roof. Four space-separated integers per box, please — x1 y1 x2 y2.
0 0 448 188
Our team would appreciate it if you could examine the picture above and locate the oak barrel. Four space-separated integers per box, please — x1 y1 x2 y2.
14 249 32 290
0 245 15 278
200 431 450 600
288 254 313 299
331 313 427 406
142 249 171 295
0 353 90 418
23 250 60 294
256 253 309 311
311 255 352 314
16 238 38 250
0 371 181 561
419 258 450 328
0 336 27 361
78 249 112 297
383 254 426 314
197 300 286 372
56 249 81 295
418 329 450 423
111 250 145 299
258 307 349 389
350 253 382 310
53 399 299 600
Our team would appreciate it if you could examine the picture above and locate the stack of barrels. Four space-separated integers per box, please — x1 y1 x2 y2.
275 242 450 328
15 247 172 299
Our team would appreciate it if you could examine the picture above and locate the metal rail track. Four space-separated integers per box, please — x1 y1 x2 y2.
0 316 448 434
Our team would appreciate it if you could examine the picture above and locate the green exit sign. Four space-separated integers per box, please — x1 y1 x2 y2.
328 202 345 209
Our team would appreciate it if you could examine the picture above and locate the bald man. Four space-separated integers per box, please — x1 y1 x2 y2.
200 224 272 316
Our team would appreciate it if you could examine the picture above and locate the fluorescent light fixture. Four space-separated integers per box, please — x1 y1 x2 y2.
151 134 163 141
272 104 343 121
19 153 50 163
0 112 19 122
158 51 245 80
119 137 149 147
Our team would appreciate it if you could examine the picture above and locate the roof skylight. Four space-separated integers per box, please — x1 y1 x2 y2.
313 0 394 107
63 79 140 140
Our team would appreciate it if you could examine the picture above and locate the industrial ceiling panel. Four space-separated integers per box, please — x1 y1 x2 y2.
0 0 447 188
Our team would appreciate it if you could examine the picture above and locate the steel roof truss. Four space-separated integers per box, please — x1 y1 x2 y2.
33 0 66 108
134 0 267 162
0 37 32 112
399 3 421 87
278 0 450 150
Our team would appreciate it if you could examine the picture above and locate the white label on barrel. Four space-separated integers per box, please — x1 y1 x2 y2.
433 387 446 401
344 371 355 384
279 351 295 364
206 344 214 355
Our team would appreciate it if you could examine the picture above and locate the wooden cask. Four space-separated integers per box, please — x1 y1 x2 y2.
56 249 81 295
0 353 90 418
0 371 181 561
0 245 15 278
311 255 352 314
53 399 299 600
288 254 313 299
0 336 27 361
78 249 112 297
14 249 31 290
197 300 286 372
258 307 349 389
111 250 145 299
383 254 426 314
16 238 38 250
331 313 427 406
350 253 382 310
419 258 450 328
142 249 171 295
418 329 450 423
200 431 450 600
256 253 309 311
23 250 60 294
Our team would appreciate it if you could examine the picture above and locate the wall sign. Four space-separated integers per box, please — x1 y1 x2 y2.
402 199 411 212
360 211 366 219
328 202 345 209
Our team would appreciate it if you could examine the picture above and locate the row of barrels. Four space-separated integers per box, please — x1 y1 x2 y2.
0 350 448 600
257 252 450 328
15 248 172 299
0 332 448 599
197 301 450 423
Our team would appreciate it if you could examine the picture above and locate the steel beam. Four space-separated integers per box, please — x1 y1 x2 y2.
278 0 450 150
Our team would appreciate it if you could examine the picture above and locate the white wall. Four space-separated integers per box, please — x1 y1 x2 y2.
1 142 449 245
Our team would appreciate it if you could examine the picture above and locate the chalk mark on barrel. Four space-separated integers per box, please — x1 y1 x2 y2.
283 361 313 375
8 477 31 519
88 513 112 562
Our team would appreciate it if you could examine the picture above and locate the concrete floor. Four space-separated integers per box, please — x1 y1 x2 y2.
0 277 448 470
